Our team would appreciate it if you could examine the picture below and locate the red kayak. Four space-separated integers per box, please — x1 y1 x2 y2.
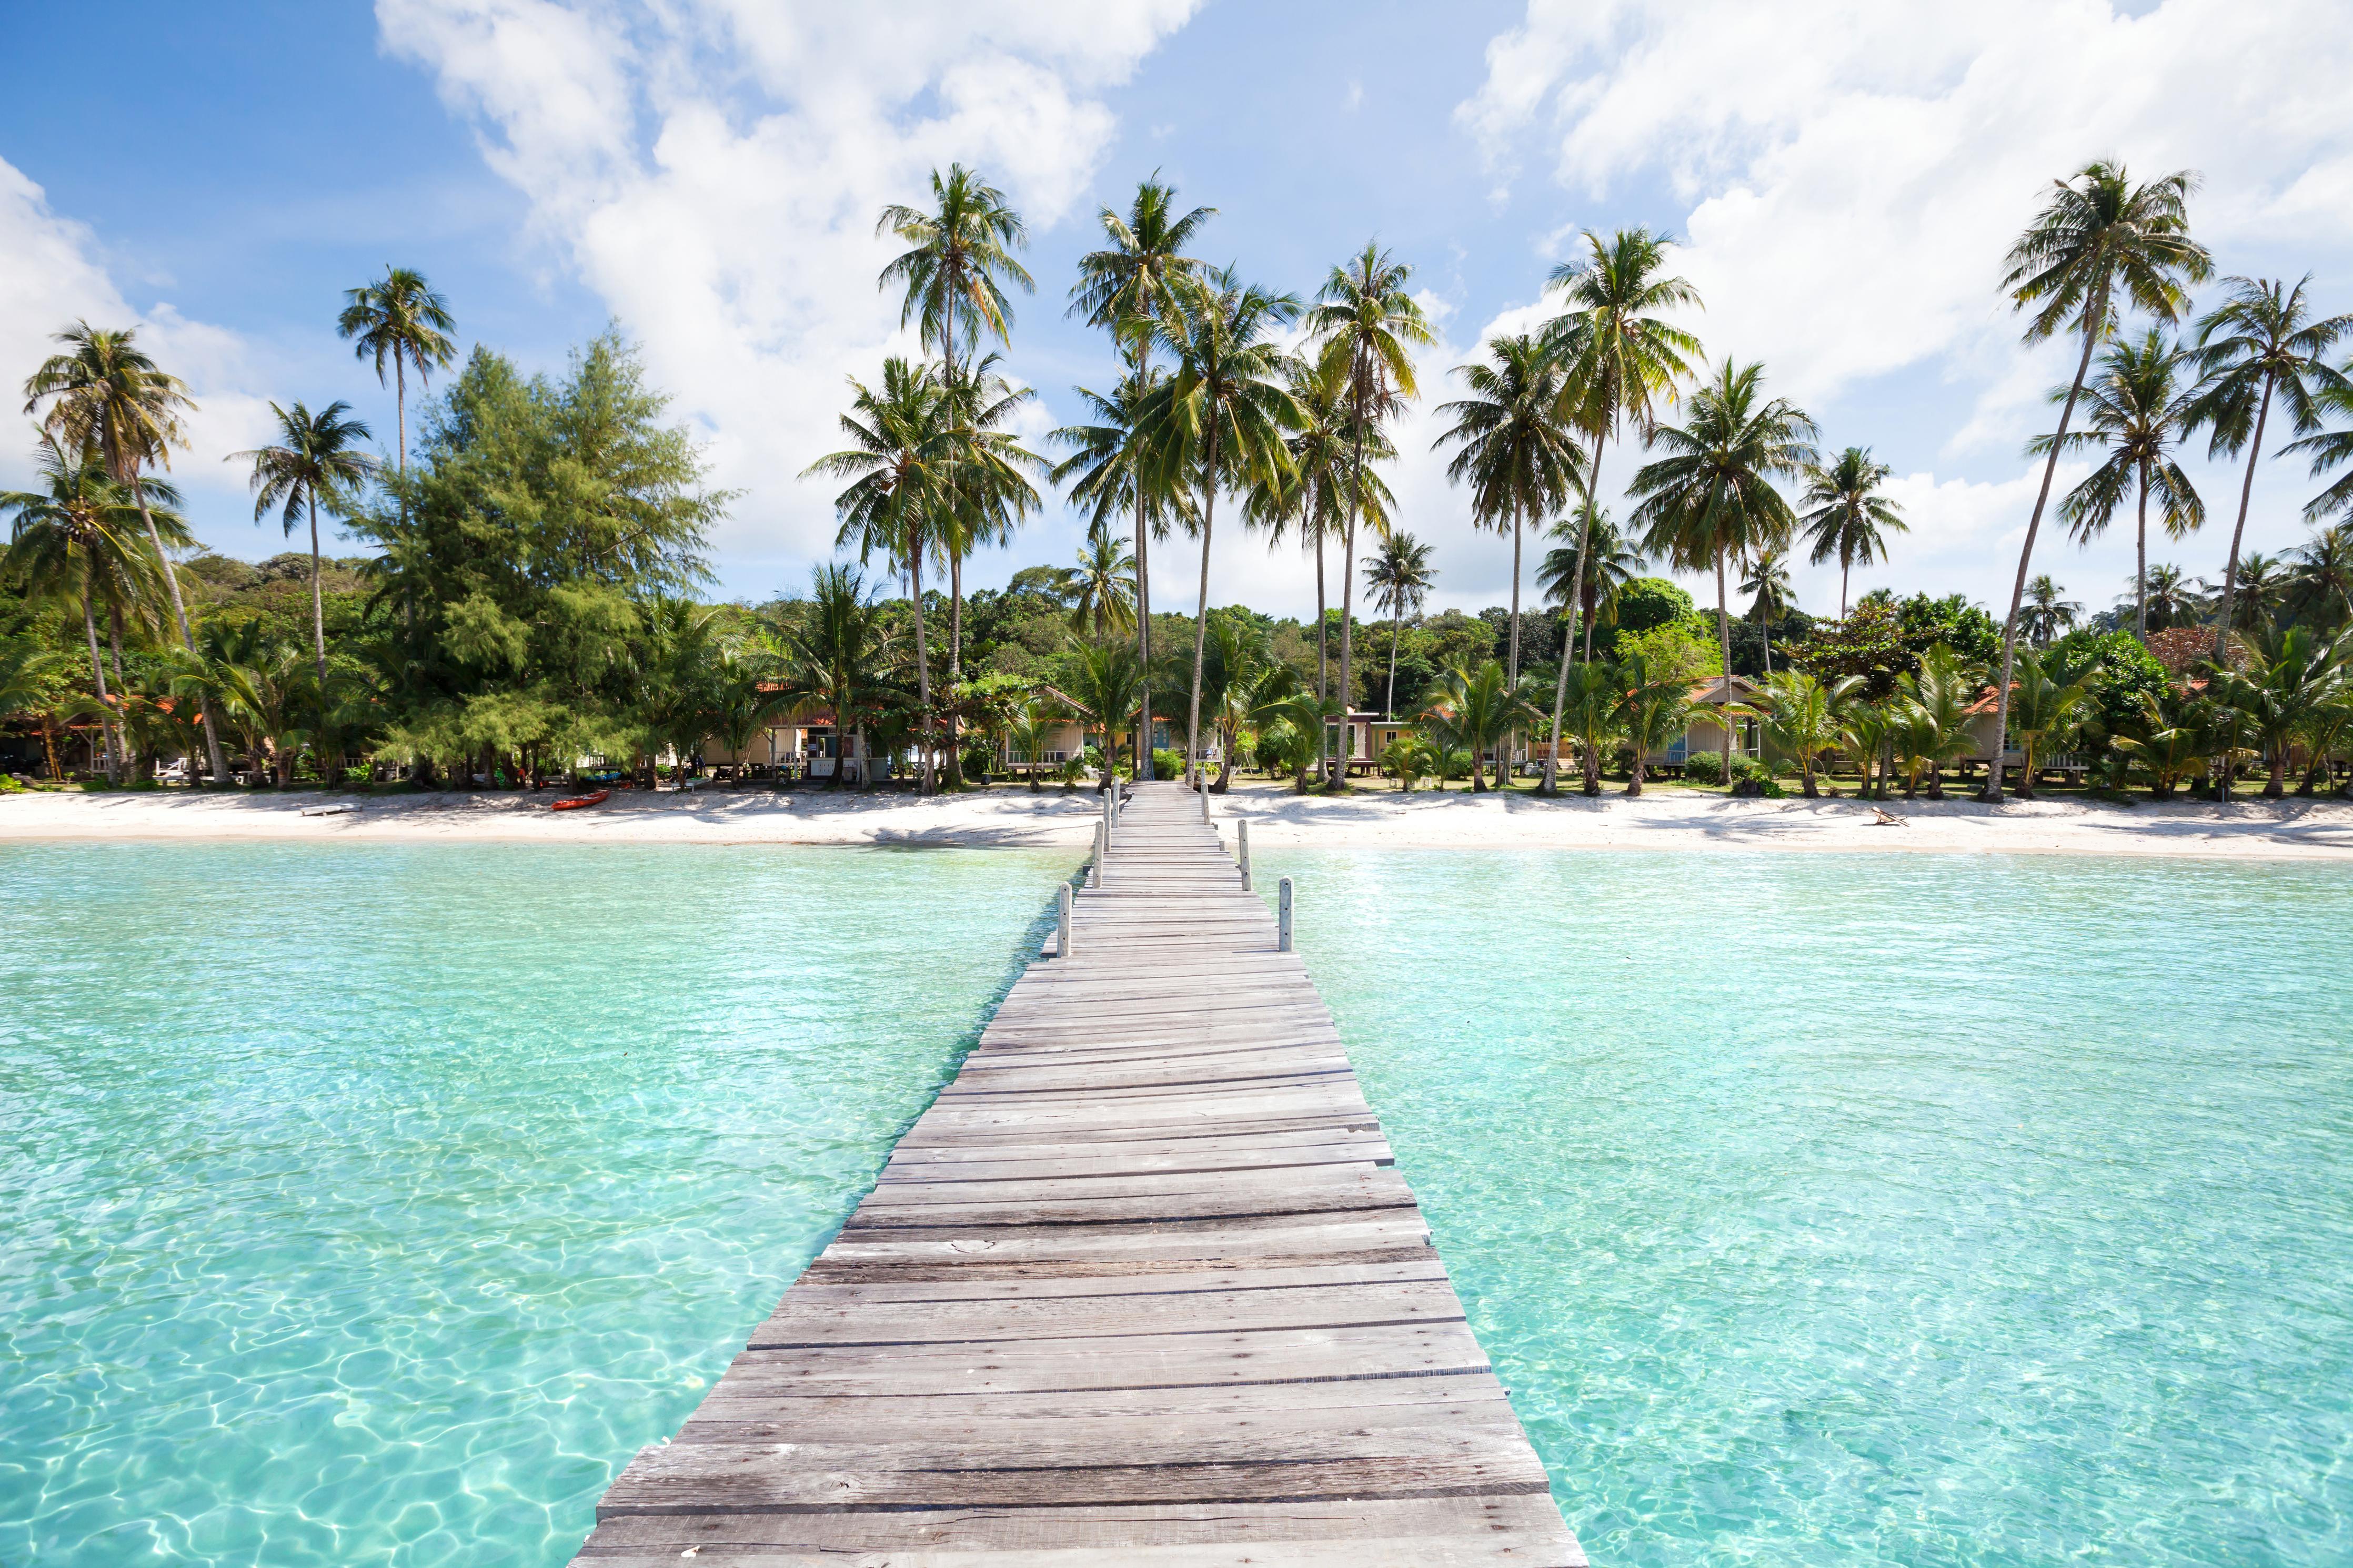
550 788 610 812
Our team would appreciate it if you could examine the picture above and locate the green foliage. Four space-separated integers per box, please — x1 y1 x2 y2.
1614 615 1721 691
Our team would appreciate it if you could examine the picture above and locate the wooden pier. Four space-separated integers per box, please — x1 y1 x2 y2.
571 781 1583 1566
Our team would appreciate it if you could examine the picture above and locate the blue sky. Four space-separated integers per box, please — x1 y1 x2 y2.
8 1 2353 625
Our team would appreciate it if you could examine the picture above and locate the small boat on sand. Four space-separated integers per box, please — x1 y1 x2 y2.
550 788 610 812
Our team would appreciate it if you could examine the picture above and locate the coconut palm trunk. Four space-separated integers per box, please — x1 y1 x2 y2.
1545 431 1606 795
2134 460 2150 639
1185 432 1220 790
910 550 936 793
1715 545 1735 784
305 492 328 686
1314 517 1329 781
81 586 118 781
2213 371 2275 657
129 476 227 783
1988 290 2106 801
1386 601 1403 719
1134 495 1152 778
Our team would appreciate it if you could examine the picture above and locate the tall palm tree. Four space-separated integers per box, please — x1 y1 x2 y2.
2140 562 2197 630
1068 527 1138 643
2215 552 2291 631
1434 334 1584 687
2286 522 2353 627
936 353 1045 784
336 267 457 473
2020 574 2082 646
775 563 900 790
1419 660 1542 793
1058 637 1147 788
802 357 948 792
1739 545 1796 676
1051 368 1196 771
2189 275 2353 655
1138 268 1303 786
1262 352 1361 744
1540 228 1704 794
2004 648 2093 800
1984 160 2209 803
1067 177 1213 780
1628 359 1818 784
1796 447 1907 618
2027 328 2204 640
1363 531 1436 718
3 439 189 781
1537 509 1644 662
23 321 227 782
1309 243 1433 787
235 400 377 688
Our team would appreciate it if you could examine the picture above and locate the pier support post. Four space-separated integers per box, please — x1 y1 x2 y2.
1091 821 1104 887
1278 876 1293 952
1058 883 1072 958
1238 819 1252 891
1200 784 1210 822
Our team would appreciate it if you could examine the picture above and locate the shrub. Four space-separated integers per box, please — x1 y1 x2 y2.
1152 747 1186 781
960 746 994 781
1684 751 1770 787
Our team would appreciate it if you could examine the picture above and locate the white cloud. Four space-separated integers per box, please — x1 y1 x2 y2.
0 158 279 510
376 0 1200 594
1459 0 2353 415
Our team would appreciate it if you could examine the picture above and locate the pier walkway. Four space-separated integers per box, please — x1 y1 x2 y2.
570 780 1583 1566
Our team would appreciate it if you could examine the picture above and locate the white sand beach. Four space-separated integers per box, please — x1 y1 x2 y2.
5 780 2350 861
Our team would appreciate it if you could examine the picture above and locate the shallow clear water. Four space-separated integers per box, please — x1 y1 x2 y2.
0 841 1064 1567
1262 847 2353 1568
5 843 2349 1567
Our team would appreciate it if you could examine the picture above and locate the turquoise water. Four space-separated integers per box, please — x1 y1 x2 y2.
0 842 1064 1567
1266 847 2353 1568
4 843 2349 1566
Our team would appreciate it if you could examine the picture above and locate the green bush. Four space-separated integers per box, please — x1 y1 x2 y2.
960 746 994 781
1152 747 1186 781
1684 751 1771 787
0 773 27 794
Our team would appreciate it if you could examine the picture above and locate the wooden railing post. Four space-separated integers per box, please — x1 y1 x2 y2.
1238 818 1251 891
1277 876 1293 953
1091 821 1104 888
1057 883 1072 958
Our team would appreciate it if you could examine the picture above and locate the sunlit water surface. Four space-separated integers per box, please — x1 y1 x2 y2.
3 841 2348 1567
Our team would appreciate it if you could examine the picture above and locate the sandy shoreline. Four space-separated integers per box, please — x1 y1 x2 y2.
5 780 2351 861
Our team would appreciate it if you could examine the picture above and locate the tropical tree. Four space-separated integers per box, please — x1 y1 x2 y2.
1058 637 1146 790
1628 359 1817 785
235 400 377 689
1553 658 1623 795
1739 544 1796 675
2140 563 2199 630
1309 244 1432 787
2112 687 2221 801
1756 669 1858 798
2286 523 2353 628
1433 333 1583 690
1540 228 1704 793
1841 695 1897 801
1893 644 1980 800
803 357 949 792
2187 276 2353 656
1066 177 1213 779
1363 530 1436 717
1797 447 1907 618
2216 552 2292 631
1377 730 1434 793
1256 690 1333 793
936 354 1046 783
1985 161 2210 802
1003 695 1068 791
2212 623 2350 797
2019 575 2082 647
23 321 228 781
1537 509 1645 663
1067 527 1138 644
2 439 188 780
2004 648 2094 799
1251 351 1357 737
1419 660 1541 792
2029 328 2204 638
1138 267 1303 786
336 267 457 473
1613 654 1692 797
774 563 900 790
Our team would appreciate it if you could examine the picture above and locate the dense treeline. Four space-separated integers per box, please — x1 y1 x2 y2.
4 158 2351 800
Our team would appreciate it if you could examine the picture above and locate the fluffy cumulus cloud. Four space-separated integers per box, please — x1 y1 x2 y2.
376 0 1199 594
0 159 280 505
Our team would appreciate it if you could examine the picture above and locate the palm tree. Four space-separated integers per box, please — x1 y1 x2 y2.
1251 352 1358 744
1201 613 1284 791
1419 660 1541 792
1067 177 1213 781
879 164 1033 396
936 353 1045 783
1434 334 1584 689
1553 658 1622 795
1309 244 1433 787
1537 509 1645 662
2019 575 2082 647
1051 368 1196 772
1628 359 1818 785
1059 638 1147 790
23 321 227 782
1756 669 1858 798
2 438 188 781
2212 623 2350 797
234 401 377 689
2217 552 2291 631
775 563 899 790
2028 328 2203 639
1893 644 1980 800
2287 523 2353 628
1739 545 1796 675
1363 531 1435 718
1540 228 1704 793
2141 562 2197 630
1985 161 2210 802
1613 654 1693 797
1377 731 1434 793
2004 648 2094 800
1002 695 1067 791
1069 527 1138 644
1797 447 1907 618
2188 276 2353 657
2111 687 2217 801
1138 267 1303 786
336 268 457 473
802 357 949 793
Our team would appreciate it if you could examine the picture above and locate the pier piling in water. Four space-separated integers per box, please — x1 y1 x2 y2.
569 781 1582 1566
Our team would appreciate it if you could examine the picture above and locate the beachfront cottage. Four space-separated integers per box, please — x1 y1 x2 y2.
1651 675 1764 772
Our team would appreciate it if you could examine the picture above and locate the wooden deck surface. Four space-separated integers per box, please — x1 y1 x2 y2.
570 780 1584 1566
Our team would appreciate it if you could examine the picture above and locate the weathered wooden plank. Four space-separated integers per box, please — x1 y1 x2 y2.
565 783 1577 1567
